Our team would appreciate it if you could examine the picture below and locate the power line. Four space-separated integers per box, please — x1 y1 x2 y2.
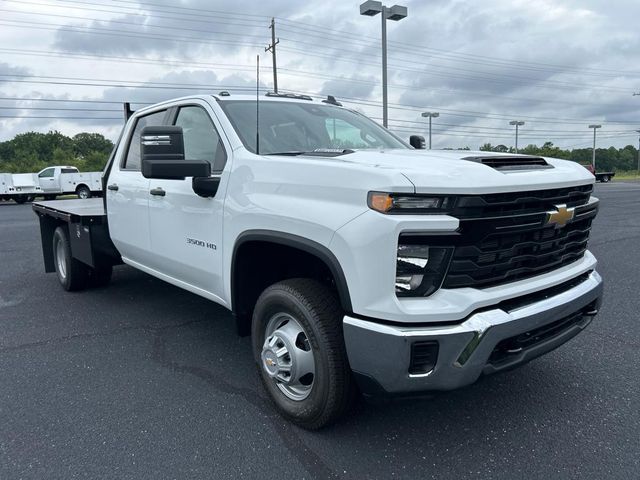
0 96 151 104
0 7 268 41
0 19 263 49
14 0 637 81
0 115 121 120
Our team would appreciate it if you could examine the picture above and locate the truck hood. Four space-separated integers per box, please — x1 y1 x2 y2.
338 149 595 194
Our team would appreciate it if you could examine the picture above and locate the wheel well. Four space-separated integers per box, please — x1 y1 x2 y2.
75 183 90 192
231 236 352 336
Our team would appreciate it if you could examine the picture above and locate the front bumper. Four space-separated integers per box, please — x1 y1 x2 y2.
343 270 603 395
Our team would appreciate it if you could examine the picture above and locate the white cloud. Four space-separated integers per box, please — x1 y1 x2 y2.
0 0 638 150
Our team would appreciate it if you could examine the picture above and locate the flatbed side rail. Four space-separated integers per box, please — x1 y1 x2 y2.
32 201 121 272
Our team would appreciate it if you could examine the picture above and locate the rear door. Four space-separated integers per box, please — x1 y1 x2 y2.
146 101 229 300
106 108 169 266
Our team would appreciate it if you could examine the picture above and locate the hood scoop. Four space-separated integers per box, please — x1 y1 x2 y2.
462 155 552 171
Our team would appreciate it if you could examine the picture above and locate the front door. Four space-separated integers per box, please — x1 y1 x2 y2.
38 168 59 194
147 102 229 300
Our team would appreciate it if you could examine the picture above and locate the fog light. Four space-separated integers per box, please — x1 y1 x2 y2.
409 341 439 375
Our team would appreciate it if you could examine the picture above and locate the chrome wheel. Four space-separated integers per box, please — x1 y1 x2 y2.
55 239 67 279
261 313 315 401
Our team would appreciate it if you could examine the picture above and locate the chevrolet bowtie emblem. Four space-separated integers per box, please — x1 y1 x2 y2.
546 204 575 228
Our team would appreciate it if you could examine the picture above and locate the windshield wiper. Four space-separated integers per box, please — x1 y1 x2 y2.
264 149 354 157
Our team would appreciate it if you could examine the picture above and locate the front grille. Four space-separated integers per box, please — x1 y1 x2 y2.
436 184 597 289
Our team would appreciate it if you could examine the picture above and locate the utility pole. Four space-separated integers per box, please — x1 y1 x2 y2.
509 120 525 153
265 18 279 93
588 124 601 170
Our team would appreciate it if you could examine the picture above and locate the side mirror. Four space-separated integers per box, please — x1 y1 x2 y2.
409 135 426 149
192 177 220 198
140 126 210 180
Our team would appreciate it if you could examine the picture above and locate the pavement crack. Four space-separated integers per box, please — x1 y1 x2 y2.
151 330 337 480
0 319 208 354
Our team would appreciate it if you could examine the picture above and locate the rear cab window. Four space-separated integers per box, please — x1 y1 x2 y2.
122 110 168 170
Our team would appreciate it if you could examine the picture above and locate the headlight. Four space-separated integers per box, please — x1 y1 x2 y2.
396 241 453 297
368 192 454 214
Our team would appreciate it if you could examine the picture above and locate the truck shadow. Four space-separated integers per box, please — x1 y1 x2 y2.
99 264 590 476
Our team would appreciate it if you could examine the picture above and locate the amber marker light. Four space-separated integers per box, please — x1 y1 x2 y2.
368 192 394 213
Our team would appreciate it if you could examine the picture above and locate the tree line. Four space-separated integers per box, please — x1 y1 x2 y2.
0 131 114 173
1 131 638 174
479 142 639 172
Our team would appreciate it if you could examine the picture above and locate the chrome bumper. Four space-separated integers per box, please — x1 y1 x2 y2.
343 271 603 395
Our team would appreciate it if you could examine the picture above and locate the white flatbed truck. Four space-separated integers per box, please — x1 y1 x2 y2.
32 93 603 428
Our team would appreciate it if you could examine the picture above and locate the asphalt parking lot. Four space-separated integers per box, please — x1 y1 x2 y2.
1 183 638 480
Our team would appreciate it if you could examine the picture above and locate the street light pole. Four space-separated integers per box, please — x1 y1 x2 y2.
360 1 407 128
588 124 601 170
381 5 387 128
421 112 439 149
509 120 525 153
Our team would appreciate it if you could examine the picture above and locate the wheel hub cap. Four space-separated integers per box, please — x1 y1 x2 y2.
262 313 315 401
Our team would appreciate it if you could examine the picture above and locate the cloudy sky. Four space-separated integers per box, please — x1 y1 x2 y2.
0 0 639 150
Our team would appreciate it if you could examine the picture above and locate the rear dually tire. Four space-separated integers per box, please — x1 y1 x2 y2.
52 226 90 291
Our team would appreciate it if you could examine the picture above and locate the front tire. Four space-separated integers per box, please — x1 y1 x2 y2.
601 175 610 183
252 279 355 429
52 226 90 291
13 196 27 204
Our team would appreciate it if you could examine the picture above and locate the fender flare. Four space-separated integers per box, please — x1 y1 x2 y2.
231 229 353 313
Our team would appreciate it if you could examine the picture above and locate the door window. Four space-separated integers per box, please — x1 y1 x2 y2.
123 110 167 170
38 168 55 178
175 106 227 173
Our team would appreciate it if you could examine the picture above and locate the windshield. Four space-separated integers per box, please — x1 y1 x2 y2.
219 100 408 154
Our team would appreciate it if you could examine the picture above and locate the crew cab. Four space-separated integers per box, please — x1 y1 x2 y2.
32 93 603 429
36 166 103 199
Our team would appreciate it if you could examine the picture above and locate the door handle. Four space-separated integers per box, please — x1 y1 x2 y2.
150 187 166 197
107 184 119 191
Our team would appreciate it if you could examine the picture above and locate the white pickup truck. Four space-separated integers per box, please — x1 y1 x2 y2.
36 166 102 199
0 173 42 203
32 93 603 429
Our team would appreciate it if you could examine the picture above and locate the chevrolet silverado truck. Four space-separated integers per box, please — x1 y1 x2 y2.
32 93 603 429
